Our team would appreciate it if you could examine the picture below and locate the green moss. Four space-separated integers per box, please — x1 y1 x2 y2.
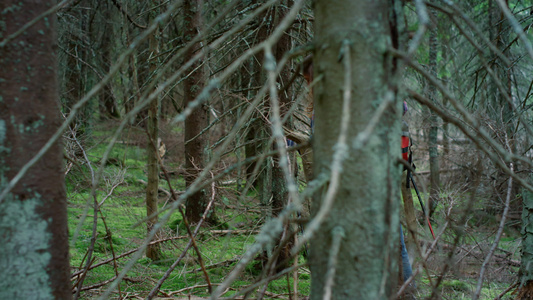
124 158 144 168
442 279 471 293
168 214 190 234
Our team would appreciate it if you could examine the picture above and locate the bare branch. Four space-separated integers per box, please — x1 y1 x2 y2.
473 133 514 300
323 226 344 300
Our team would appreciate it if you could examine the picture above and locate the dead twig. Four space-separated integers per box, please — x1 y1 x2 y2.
323 227 344 300
493 281 518 300
74 276 117 293
168 284 222 296
145 137 218 299
474 132 514 299
183 258 241 274
70 236 187 279
98 211 122 298
110 0 147 29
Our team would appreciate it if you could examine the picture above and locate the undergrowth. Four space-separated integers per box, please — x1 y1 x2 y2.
66 123 519 299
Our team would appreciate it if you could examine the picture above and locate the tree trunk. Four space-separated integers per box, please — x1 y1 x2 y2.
310 1 401 299
440 41 450 161
0 1 71 298
127 46 141 115
401 174 418 263
98 1 120 120
245 1 270 190
269 0 294 271
135 4 152 127
428 6 440 217
517 176 533 299
184 0 214 224
145 1 162 261
271 0 293 218
300 58 315 183
61 4 90 145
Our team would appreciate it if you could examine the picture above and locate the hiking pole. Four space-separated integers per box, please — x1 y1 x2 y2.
408 173 436 240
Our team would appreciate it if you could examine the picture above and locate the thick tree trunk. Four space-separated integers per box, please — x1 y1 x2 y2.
310 1 401 299
184 0 214 224
0 1 71 298
145 3 162 261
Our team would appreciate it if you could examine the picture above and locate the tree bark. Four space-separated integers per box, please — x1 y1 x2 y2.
98 0 120 120
300 58 315 183
428 5 441 217
184 0 214 224
245 0 270 191
269 1 294 271
135 4 152 127
0 1 71 298
271 0 293 218
145 1 162 261
401 174 418 263
310 1 401 299
518 175 533 299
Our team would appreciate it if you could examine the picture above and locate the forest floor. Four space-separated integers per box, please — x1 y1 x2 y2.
67 121 521 299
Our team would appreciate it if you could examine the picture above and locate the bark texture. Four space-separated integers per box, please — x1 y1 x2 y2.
401 174 418 262
98 0 120 119
0 1 71 299
310 1 401 299
427 7 440 217
518 179 533 299
145 2 162 260
245 0 271 193
300 59 314 183
271 0 293 218
269 1 294 271
184 0 213 224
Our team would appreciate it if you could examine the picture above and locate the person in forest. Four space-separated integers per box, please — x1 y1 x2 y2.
301 55 416 291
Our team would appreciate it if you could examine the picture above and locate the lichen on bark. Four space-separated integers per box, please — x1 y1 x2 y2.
0 193 53 300
0 1 71 298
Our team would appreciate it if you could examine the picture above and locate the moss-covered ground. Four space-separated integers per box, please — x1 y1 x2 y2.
68 122 519 299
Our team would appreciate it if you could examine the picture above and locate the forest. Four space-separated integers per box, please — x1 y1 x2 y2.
2 0 533 299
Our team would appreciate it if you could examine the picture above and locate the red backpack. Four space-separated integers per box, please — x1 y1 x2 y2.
401 101 410 162
401 134 410 161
